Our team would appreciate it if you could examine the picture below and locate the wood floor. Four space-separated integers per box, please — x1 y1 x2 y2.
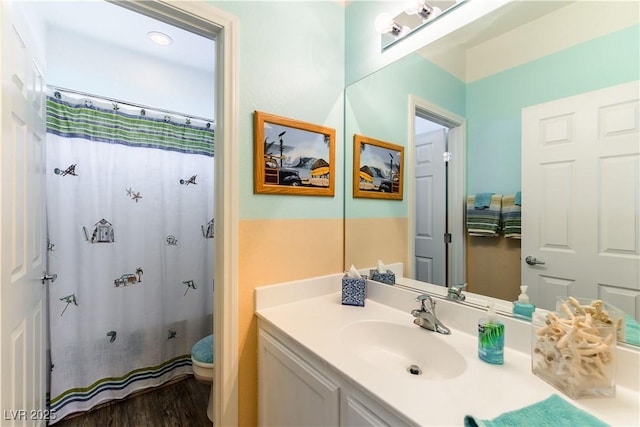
53 376 212 427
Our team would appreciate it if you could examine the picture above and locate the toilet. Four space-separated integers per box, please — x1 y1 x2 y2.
191 334 214 422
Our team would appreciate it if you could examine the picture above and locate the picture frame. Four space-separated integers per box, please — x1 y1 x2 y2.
254 111 335 196
353 134 404 200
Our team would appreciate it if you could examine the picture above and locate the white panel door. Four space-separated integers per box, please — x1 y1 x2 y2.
522 81 640 319
1 2 48 425
414 129 447 285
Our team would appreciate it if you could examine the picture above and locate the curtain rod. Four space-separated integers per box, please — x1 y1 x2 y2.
47 85 215 124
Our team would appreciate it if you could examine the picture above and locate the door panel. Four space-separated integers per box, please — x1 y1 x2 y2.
414 129 446 285
1 1 47 425
522 81 640 320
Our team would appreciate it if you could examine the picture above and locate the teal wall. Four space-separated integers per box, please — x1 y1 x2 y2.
345 0 401 85
467 24 640 195
345 52 465 219
345 22 639 219
213 1 345 220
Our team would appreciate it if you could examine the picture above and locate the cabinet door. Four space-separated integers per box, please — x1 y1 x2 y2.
343 395 391 427
340 384 412 427
258 330 339 427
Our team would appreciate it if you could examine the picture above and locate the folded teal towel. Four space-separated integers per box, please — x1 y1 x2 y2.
515 191 522 206
625 313 640 346
464 395 608 427
474 192 494 209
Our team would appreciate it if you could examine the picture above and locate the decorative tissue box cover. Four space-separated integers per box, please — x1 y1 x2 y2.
342 274 367 307
531 310 616 399
369 269 395 285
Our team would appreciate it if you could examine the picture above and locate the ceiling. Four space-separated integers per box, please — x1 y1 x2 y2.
24 0 215 73
417 1 572 81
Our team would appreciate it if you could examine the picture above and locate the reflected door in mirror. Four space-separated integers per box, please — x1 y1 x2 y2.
522 81 640 320
414 129 447 285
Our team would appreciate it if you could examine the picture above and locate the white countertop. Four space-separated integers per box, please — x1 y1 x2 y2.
255 275 640 427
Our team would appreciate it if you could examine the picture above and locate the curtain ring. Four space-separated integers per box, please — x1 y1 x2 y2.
206 123 211 129
84 100 92 107
54 91 62 100
140 109 146 116
186 117 191 125
164 116 171 122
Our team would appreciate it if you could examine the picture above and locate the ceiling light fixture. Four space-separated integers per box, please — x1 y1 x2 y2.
148 31 173 46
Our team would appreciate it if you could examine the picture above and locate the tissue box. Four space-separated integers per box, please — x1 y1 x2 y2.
369 269 395 285
341 274 367 307
531 311 616 399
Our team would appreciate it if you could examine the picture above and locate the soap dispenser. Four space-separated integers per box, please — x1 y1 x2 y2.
513 285 535 319
478 303 504 365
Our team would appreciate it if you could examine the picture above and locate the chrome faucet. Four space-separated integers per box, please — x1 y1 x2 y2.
447 283 466 302
411 294 451 335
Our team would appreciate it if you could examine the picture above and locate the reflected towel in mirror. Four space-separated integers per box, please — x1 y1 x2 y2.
474 192 494 209
467 195 502 236
502 194 521 239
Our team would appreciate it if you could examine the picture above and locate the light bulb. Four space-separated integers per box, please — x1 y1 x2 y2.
374 13 395 34
404 0 424 15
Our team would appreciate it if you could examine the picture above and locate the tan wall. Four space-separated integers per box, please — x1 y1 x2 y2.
238 218 344 426
344 217 408 271
466 234 521 302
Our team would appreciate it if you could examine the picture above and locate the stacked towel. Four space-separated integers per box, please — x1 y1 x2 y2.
502 194 521 239
464 394 608 427
474 192 494 209
467 194 502 236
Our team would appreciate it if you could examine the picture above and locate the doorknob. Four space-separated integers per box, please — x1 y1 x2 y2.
41 272 57 285
525 256 545 266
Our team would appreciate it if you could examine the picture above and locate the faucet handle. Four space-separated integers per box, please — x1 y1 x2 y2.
447 283 466 301
416 294 435 311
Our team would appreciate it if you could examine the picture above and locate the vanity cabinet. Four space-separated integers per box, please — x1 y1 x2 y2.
258 329 339 426
258 323 412 427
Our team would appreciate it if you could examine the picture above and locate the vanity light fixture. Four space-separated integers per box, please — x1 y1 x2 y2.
377 0 467 51
405 0 442 21
374 13 412 38
148 31 173 46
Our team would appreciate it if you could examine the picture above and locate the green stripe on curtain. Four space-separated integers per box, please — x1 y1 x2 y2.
46 97 215 157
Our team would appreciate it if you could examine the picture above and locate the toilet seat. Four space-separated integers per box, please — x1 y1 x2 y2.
191 334 215 422
191 334 214 383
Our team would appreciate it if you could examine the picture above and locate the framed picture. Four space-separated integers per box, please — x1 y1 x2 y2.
353 134 404 200
254 111 335 196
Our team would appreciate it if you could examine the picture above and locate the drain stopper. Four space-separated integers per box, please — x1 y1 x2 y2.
407 364 422 375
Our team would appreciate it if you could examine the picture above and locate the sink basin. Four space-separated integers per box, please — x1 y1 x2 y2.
340 320 467 380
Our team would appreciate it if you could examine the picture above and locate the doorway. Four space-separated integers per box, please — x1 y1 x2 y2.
408 96 466 288
3 2 238 425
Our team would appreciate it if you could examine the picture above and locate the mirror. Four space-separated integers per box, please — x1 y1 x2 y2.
344 1 640 346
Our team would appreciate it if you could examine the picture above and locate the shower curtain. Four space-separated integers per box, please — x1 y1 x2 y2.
45 89 215 422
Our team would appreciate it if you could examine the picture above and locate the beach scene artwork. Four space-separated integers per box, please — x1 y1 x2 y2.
353 134 403 200
254 111 335 196
262 123 331 187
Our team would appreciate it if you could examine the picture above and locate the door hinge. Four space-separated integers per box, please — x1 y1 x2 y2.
444 233 452 244
443 152 452 163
